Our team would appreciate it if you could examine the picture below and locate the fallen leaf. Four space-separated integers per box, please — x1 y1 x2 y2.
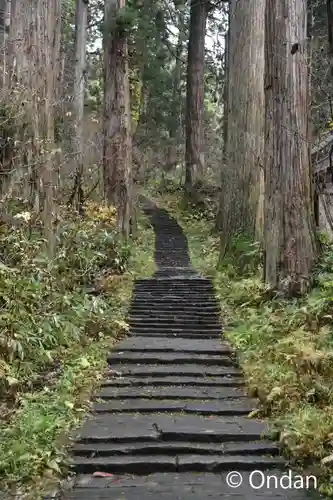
92 472 114 478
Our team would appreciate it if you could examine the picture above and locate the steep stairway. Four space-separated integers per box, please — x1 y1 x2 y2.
63 199 321 499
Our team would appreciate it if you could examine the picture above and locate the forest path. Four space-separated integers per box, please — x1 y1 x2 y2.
63 199 321 499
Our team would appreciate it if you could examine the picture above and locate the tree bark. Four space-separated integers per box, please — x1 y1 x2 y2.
215 25 229 233
264 0 317 296
0 0 11 87
184 0 207 190
69 0 88 211
219 0 265 257
103 0 132 238
166 0 186 173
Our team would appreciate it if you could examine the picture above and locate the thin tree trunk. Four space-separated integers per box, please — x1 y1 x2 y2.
69 0 88 211
0 0 11 87
264 0 317 296
167 0 186 172
184 0 207 190
216 25 229 233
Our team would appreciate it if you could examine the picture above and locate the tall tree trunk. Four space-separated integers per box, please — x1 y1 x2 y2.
215 25 229 233
219 0 265 257
166 0 186 172
264 0 317 296
0 0 11 87
40 0 61 256
103 0 132 238
69 0 88 211
184 0 207 190
327 0 333 75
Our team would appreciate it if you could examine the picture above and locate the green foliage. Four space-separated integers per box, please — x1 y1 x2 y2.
219 234 262 277
85 79 102 111
0 344 107 486
0 209 128 395
0 203 140 490
104 4 139 38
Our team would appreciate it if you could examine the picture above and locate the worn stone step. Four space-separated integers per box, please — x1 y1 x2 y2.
129 300 221 314
135 278 213 285
133 286 215 293
129 326 222 336
75 415 269 443
128 308 220 317
131 298 219 306
128 318 220 327
67 471 321 498
92 399 256 415
129 310 218 318
100 376 245 388
95 386 247 400
133 293 216 301
107 352 233 365
128 315 221 323
130 331 222 339
113 337 230 354
105 364 241 377
72 440 279 457
71 454 284 474
133 289 215 297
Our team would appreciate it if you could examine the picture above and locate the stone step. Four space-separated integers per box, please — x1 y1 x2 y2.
129 326 222 335
128 318 220 327
131 298 219 306
104 364 242 377
134 278 213 285
128 318 221 325
95 386 247 400
132 293 215 300
92 399 256 415
70 454 285 474
129 321 221 331
112 337 232 354
130 300 218 308
107 352 233 365
72 440 279 457
133 285 215 293
75 414 269 444
128 307 221 318
133 288 215 296
100 376 245 388
130 331 222 339
67 471 321 498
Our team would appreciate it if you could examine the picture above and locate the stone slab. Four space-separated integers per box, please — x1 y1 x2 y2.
71 454 285 474
75 414 268 442
100 376 245 387
104 364 242 377
107 352 233 365
96 386 248 400
93 399 256 415
112 337 231 354
72 440 279 457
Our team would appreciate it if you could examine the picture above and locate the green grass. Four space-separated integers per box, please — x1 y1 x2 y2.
0 202 155 498
151 185 333 497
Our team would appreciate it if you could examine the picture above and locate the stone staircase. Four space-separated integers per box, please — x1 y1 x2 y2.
62 200 321 499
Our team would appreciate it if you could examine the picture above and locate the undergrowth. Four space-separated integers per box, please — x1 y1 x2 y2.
0 200 155 497
150 180 333 497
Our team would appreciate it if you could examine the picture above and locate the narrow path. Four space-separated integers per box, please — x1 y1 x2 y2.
64 200 321 499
